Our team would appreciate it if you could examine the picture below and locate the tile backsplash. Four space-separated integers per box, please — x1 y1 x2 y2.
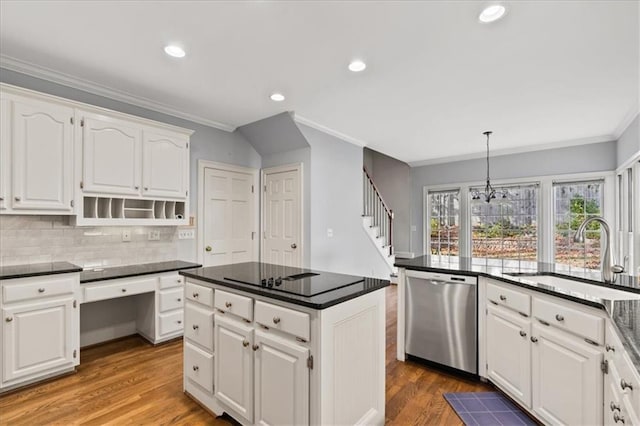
0 215 178 268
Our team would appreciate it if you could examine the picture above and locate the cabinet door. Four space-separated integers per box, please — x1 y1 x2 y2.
142 130 188 199
0 95 10 211
486 305 532 407
214 314 254 423
11 98 74 212
254 330 309 426
2 297 76 383
531 323 603 425
81 112 141 195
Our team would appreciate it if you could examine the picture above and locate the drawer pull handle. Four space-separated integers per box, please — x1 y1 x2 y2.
530 336 538 343
555 314 564 322
38 288 45 293
242 340 250 347
5 317 13 322
519 330 527 337
177 320 182 324
193 293 199 298
253 344 260 351
273 316 281 324
192 324 199 330
499 295 507 301
606 344 615 352
611 401 620 412
192 365 199 371
614 412 625 424
225 301 232 308
538 319 550 326
121 289 127 293
621 379 633 391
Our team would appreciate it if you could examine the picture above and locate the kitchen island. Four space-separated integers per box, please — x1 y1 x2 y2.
179 262 390 426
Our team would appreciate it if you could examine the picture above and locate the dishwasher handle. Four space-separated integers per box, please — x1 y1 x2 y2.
406 269 478 285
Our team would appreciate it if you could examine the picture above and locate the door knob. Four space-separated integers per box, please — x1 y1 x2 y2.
291 243 297 249
205 246 212 252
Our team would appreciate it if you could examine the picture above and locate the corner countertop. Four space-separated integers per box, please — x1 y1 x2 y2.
395 255 640 375
80 260 202 283
179 262 390 309
0 261 83 280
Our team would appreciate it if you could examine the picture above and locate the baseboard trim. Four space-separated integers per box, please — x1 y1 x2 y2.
394 251 415 259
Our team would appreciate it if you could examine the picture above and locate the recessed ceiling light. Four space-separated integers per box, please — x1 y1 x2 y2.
348 60 367 72
164 45 186 58
270 93 285 102
479 4 506 23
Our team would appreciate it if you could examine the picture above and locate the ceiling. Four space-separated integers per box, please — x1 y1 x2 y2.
1 1 638 164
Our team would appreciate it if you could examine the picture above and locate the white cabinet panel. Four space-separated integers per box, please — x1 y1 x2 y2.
531 323 603 425
81 111 141 196
142 130 188 199
486 305 531 407
214 314 254 423
254 330 309 426
11 97 73 212
0 96 10 211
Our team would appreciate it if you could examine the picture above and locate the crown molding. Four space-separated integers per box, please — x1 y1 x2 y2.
0 55 236 132
292 113 367 147
613 105 639 139
408 134 616 167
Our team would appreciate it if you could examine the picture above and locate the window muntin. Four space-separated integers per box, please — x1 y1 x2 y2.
428 190 460 261
553 180 603 271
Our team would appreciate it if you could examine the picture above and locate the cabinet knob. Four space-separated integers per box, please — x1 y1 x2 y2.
38 288 45 293
177 279 182 283
193 292 199 298
291 243 297 249
177 298 182 302
253 344 260 351
192 365 199 372
134 186 139 190
555 314 564 322
121 288 127 293
621 379 634 391
14 196 21 202
499 295 507 301
614 412 625 424
611 401 621 412
273 316 281 324
5 317 13 322
205 246 212 252
519 330 527 337
530 336 538 343
242 340 250 347
192 324 199 330
177 320 182 324
606 344 615 352
0 196 4 201
144 187 149 191
225 301 232 308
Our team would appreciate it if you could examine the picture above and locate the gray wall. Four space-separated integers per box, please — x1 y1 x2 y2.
617 115 640 167
238 112 309 156
298 124 391 278
363 148 411 254
410 140 618 255
0 68 261 263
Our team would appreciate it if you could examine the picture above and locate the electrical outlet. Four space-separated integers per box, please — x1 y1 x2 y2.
122 230 131 242
327 228 333 238
148 230 160 241
178 229 195 240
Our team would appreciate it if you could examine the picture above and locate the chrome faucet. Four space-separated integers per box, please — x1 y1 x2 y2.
573 216 624 283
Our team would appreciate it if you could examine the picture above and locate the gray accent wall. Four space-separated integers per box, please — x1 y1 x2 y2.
238 111 309 156
363 148 411 254
410 140 618 255
617 115 640 167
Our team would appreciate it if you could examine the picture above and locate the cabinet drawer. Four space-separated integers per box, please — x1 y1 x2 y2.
487 282 531 316
159 287 183 312
3 275 76 303
214 290 253 322
533 297 603 344
83 277 156 303
184 342 213 393
158 310 183 336
185 282 213 307
185 303 214 351
159 274 183 289
254 300 310 342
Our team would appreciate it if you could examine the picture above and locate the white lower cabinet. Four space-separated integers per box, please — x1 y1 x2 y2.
531 323 603 425
254 329 309 426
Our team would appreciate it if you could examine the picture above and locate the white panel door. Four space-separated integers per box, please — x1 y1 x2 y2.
81 111 141 195
203 167 255 266
11 98 74 212
214 314 254 423
531 323 603 425
262 166 301 267
0 95 10 211
142 130 188 199
3 297 75 382
486 305 532 407
254 330 309 426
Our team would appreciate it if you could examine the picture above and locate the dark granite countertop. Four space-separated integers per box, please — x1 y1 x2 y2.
395 256 640 374
80 260 202 283
0 261 83 280
179 262 390 309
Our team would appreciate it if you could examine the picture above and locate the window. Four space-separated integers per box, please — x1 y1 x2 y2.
428 190 460 260
553 180 603 271
470 184 538 268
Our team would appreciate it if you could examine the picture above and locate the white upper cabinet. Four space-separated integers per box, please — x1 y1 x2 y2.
1 93 74 213
142 130 188 199
81 111 142 196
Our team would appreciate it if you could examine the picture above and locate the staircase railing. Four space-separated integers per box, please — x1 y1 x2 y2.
363 167 394 256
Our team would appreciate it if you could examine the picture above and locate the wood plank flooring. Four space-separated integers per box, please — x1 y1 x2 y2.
0 285 491 425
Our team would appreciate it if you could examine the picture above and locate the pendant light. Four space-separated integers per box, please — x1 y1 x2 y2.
471 131 509 203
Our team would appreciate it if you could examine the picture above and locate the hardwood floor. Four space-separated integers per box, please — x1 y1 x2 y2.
0 285 491 425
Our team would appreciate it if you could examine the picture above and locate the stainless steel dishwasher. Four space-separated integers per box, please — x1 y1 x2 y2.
405 270 478 375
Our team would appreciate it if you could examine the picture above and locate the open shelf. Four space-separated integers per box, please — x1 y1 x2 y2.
78 196 186 226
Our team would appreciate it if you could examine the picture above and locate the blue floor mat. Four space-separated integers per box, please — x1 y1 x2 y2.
443 392 536 425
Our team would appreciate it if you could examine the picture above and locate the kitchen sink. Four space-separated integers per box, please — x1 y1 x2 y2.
505 273 640 301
